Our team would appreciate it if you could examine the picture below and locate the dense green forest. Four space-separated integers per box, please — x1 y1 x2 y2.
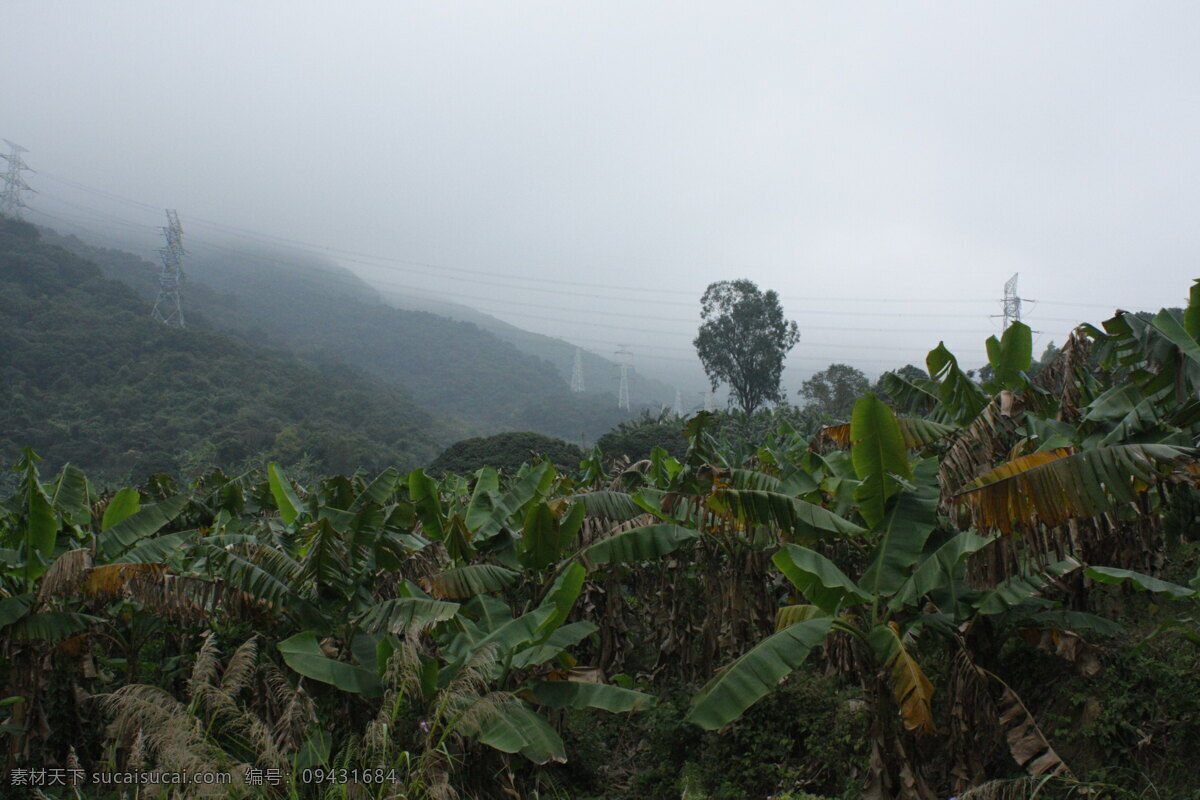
3 276 1200 799
0 219 447 482
427 432 584 476
43 230 654 443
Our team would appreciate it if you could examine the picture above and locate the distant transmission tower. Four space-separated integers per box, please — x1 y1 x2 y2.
615 346 632 411
0 140 33 218
673 389 684 417
151 209 186 328
1001 273 1022 329
570 348 585 392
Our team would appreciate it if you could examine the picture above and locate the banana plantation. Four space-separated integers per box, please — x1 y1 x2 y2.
4 288 1200 800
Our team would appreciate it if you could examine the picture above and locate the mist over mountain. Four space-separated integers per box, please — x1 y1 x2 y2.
39 223 659 445
0 218 446 482
375 286 691 405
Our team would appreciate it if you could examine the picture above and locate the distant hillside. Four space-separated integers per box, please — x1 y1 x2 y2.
377 288 684 405
43 228 646 442
0 218 447 482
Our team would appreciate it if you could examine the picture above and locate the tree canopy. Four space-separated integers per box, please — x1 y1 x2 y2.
798 362 870 419
693 279 800 414
427 431 583 475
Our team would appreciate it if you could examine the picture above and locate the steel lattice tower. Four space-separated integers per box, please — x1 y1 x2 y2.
151 209 186 328
570 348 585 392
615 346 632 411
1002 273 1021 329
0 140 33 218
673 389 684 417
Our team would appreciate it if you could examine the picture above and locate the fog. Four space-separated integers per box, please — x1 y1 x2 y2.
5 2 1198 396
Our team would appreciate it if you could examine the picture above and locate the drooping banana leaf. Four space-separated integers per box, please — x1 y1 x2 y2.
580 523 698 566
821 417 959 451
530 679 656 712
973 558 1082 614
868 622 935 734
278 631 382 697
686 616 832 730
707 489 864 540
927 343 990 426
474 699 566 764
955 444 1195 533
98 494 188 562
354 597 461 634
510 621 597 669
571 490 645 522
1085 566 1197 598
51 465 92 528
888 530 995 612
774 603 826 631
773 544 870 613
351 467 400 510
424 564 520 599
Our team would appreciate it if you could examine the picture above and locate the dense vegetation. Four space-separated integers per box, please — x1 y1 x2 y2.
0 219 446 482
45 230 655 442
3 279 1200 799
428 432 583 476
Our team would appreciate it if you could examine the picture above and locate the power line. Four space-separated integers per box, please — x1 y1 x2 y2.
163 235 1020 334
31 171 1051 308
27 176 1137 373
24 204 1063 366
28 202 1090 356
23 208 999 371
34 175 1173 323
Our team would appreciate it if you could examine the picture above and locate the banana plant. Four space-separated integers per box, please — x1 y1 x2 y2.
0 452 197 762
686 396 996 799
948 294 1200 539
278 558 655 764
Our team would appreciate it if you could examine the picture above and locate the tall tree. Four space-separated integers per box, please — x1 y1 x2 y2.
693 280 800 414
799 363 870 418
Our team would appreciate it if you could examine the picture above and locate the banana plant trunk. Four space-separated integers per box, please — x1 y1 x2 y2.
863 673 936 800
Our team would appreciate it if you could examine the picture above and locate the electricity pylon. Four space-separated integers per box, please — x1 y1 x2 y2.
570 347 585 392
0 140 33 218
615 346 632 411
1002 273 1021 329
151 209 186 328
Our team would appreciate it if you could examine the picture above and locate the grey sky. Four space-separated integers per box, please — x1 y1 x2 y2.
5 2 1198 395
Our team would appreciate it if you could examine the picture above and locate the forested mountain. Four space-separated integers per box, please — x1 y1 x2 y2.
378 287 685 404
44 229 648 441
0 218 447 482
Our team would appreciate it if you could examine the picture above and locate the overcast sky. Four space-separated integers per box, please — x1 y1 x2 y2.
4 1 1197 395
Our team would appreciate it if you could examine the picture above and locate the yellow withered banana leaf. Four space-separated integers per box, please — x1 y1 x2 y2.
954 444 1195 534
